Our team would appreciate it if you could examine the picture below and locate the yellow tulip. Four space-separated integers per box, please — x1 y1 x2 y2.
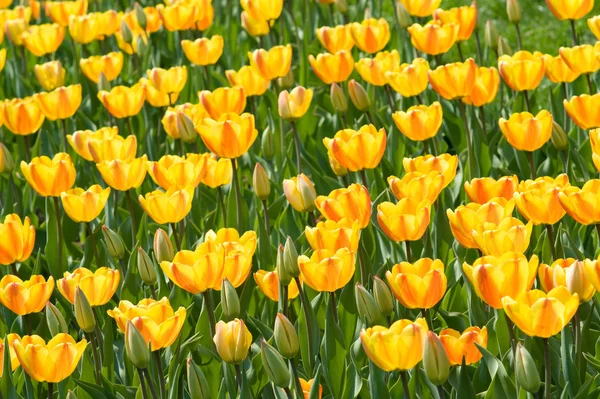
591 129 600 172
68 13 98 44
80 52 124 83
360 318 428 371
583 259 600 293
283 173 317 212
34 60 65 91
44 0 86 26
387 171 445 203
299 378 323 399
60 185 111 223
498 110 553 152
92 10 119 38
498 51 546 92
193 153 232 188
304 218 360 252
139 78 178 108
403 154 458 188
241 10 269 37
98 85 146 119
182 35 223 66
199 86 246 119
471 217 533 256
0 334 21 373
355 50 400 86
350 18 390 53
539 258 596 302
543 54 580 83
204 228 257 288
115 29 147 55
248 45 293 80
189 0 214 31
254 270 300 301
157 1 196 31
147 154 205 190
588 15 600 39
315 183 372 228
514 174 576 225
20 153 76 197
57 267 120 305
138 187 195 224
226 66 270 97
407 20 459 55
385 58 430 97
1 97 45 135
88 134 137 163
278 86 313 120
298 248 355 292
399 0 441 17
386 258 446 309
462 66 500 107
35 84 82 121
240 0 282 21
546 0 593 20
96 156 148 191
464 175 519 203
558 180 600 224
391 101 442 141
196 112 257 159
22 23 65 57
213 319 252 364
428 58 477 100
439 327 487 366
5 18 27 46
67 126 119 161
323 124 386 172
147 66 188 96
315 24 354 53
433 5 477 41
377 198 431 242
564 93 600 129
559 43 600 76
122 6 162 34
308 50 355 85
0 214 35 265
463 252 538 308
0 275 54 315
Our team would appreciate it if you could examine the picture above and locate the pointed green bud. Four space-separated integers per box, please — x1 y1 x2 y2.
283 237 300 280
46 302 68 336
515 343 541 393
97 71 111 92
120 20 133 43
348 79 371 111
260 340 291 388
126 321 150 369
0 142 15 174
253 162 271 201
135 34 147 56
423 331 450 385
176 111 197 144
297 177 316 212
274 313 299 359
221 279 240 321
74 287 96 333
277 69 294 90
485 21 499 52
102 225 125 259
498 36 513 57
373 276 394 317
550 121 568 150
396 2 412 29
154 228 174 263
66 391 78 399
134 3 147 30
187 357 210 399
137 246 157 286
335 0 347 14
355 283 384 326
330 83 347 114
506 0 521 24
261 127 275 160
276 244 292 285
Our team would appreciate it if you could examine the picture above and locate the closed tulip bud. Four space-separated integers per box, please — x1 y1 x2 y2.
66 391 78 399
278 86 313 121
187 358 210 399
136 34 147 56
0 143 15 174
221 279 240 321
120 20 133 43
498 37 512 57
261 340 291 388
137 247 157 286
176 111 197 143
335 0 347 13
551 121 568 150
506 0 521 24
253 163 271 200
154 228 174 263
373 276 394 316
261 127 275 160
214 319 252 364
566 260 588 300
274 313 299 358
102 225 125 259
298 175 317 212
134 3 147 30
74 287 96 333
283 236 300 279
276 244 292 285
278 69 295 89
396 2 412 29
125 321 150 369
330 83 348 113
355 283 384 326
515 343 541 393
423 332 450 385
348 79 371 111
485 20 498 51
97 72 110 92
283 174 317 212
45 302 68 336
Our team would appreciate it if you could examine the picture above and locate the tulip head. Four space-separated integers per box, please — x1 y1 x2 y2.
35 84 82 121
74 287 96 333
403 153 458 188
96 156 148 191
498 51 546 91
196 112 258 159
2 96 45 135
20 153 76 197
433 5 477 41
564 93 600 130
308 50 355 85
315 183 372 228
137 247 157 286
125 321 150 368
261 340 291 388
350 18 390 53
392 101 442 141
241 10 270 36
515 343 542 393
355 283 385 326
355 50 400 86
464 175 519 203
154 228 175 263
498 110 553 152
385 57 430 97
282 236 300 281
226 66 270 97
386 258 446 309
439 326 488 365
182 35 224 66
484 20 498 50
60 185 110 223
138 186 194 225
0 214 35 265
398 0 441 17
323 124 386 172
278 86 313 120
298 248 355 292
546 0 593 20
513 174 575 225
34 60 65 91
304 218 360 252
22 23 65 57
330 83 348 113
471 217 533 256
558 179 600 224
57 267 120 306
213 319 252 364
283 173 317 212
539 258 595 301
428 58 477 100
254 270 300 301
348 79 371 111
187 358 211 399
463 66 500 106
387 171 445 204
506 0 521 24
408 20 458 55
315 24 354 53
423 332 450 385
248 45 293 80
0 275 54 315
0 143 14 175
45 302 68 336
377 199 431 242
98 85 146 119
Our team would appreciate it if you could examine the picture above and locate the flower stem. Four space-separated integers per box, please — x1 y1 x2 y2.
137 368 150 399
142 368 160 399
60 119 68 154
218 187 228 226
203 291 216 345
437 385 445 399
456 41 464 62
127 117 135 136
404 240 411 263
458 101 475 181
360 170 368 187
544 338 551 399
514 23 523 50
52 197 64 275
474 31 483 65
330 291 339 324
523 90 532 112
527 151 536 180
90 331 102 384
235 364 243 393
296 277 315 375
570 19 578 46
400 371 410 399
585 73 593 94
171 222 181 252
231 158 243 231
290 121 302 173
384 85 396 111
505 316 517 355
262 199 270 236
479 106 487 136
153 350 167 399
290 358 303 398
365 110 375 125
546 224 556 261
87 223 101 267
48 383 53 399
126 189 138 247
283 387 293 399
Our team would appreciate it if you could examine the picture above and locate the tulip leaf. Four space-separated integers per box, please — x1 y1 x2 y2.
561 327 580 397
298 291 320 376
309 365 322 399
475 343 516 398
0 334 17 399
73 378 118 399
456 364 477 399
45 197 67 279
321 293 347 399
367 360 389 399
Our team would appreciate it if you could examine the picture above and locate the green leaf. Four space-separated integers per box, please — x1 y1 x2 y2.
561 327 580 397
320 293 347 399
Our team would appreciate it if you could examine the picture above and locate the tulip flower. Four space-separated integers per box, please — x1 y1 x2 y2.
298 248 355 292
248 45 293 80
147 155 205 190
241 10 270 36
122 5 162 33
1 97 45 135
433 5 477 42
407 20 459 56
385 58 430 97
386 258 446 309
96 156 148 191
403 154 458 188
304 218 360 252
543 54 580 83
253 270 300 301
564 93 600 129
498 51 546 92
559 43 600 76
22 23 65 56
350 18 390 53
278 86 313 120
392 102 442 142
588 15 600 39
147 66 188 98
315 183 372 228
193 153 232 188
12 334 87 382
591 129 600 172
44 0 86 26
5 18 28 46
182 35 223 66
139 78 178 108
463 252 538 308
428 58 477 100
36 84 82 121
299 378 323 399
464 175 519 203
377 199 431 242
213 319 252 364
226 66 270 97
388 172 445 204
514 174 576 225
355 50 400 86
360 318 428 371
463 66 500 107
539 258 596 301
0 275 54 315
240 0 282 21
546 0 593 20
583 259 600 293
558 179 600 224
399 0 441 17
34 60 65 91
323 125 386 172
196 112 257 159
283 173 317 212
315 24 354 53
88 135 137 163
68 13 98 44
93 9 120 38
115 29 147 55
499 110 553 152
0 214 35 265
471 217 533 256
138 186 194 225
308 50 355 85
156 1 196 31
80 52 124 83
60 185 111 223
161 103 207 140
67 126 119 161
57 267 120 306
20 153 76 197
439 327 487 365
108 297 186 350
98 85 146 119
189 0 214 31
199 86 246 119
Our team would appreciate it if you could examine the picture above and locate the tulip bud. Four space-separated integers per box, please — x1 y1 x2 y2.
221 279 240 321
187 357 210 399
298 176 317 212
348 79 371 111
253 163 271 200
97 71 111 92
125 321 150 369
260 340 291 388
506 0 521 24
423 332 450 385
154 228 174 263
120 20 133 43
261 127 275 160
485 21 499 52
355 283 384 326
373 276 394 317
283 236 300 280
396 2 412 29
498 37 513 57
134 3 147 30
335 0 348 14
74 287 96 333
46 302 68 336
137 247 157 286
330 83 348 114
550 121 568 150
102 225 125 259
274 313 299 359
276 244 293 285
277 69 294 90
566 260 586 299
0 142 15 174
176 111 197 144
136 35 148 56
515 343 541 393
66 391 78 399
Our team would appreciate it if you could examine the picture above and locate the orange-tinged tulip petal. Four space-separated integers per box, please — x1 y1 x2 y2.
583 259 600 293
498 51 546 92
57 267 120 306
558 179 600 224
36 84 82 121
213 319 252 364
385 58 430 97
22 23 65 56
564 93 600 129
0 214 36 265
377 198 431 242
4 18 28 46
355 50 400 86
199 86 246 119
60 185 111 223
226 66 270 97
44 0 86 26
386 258 446 309
513 174 576 225
387 171 445 204
433 5 477 41
139 186 195 225
254 270 300 301
464 175 519 203
248 45 292 80
157 1 196 31
96 156 148 191
546 0 593 20
428 58 477 100
439 327 487 365
88 134 137 163
0 275 54 315
190 153 232 188
80 52 124 83
323 124 386 171
299 378 323 399
241 10 269 36
278 86 313 120
543 54 580 83
204 228 257 288
34 60 65 91
1 96 45 135
283 173 317 212
471 217 533 256
591 129 600 172
315 183 372 228
182 35 223 66
147 154 205 190
308 50 355 85
298 248 355 292
350 18 390 53
462 66 500 106
147 66 188 95
68 13 98 44
160 242 224 293
407 20 458 55
122 6 162 34
403 153 458 188
399 0 441 17
20 153 76 197
196 112 258 159
98 85 146 118
498 110 553 152
92 9 119 38
316 24 354 53
304 218 361 252
67 126 119 161
539 258 596 302
392 101 442 141
588 15 600 39
559 42 600 75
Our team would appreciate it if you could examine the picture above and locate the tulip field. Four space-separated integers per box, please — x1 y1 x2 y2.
6 0 600 397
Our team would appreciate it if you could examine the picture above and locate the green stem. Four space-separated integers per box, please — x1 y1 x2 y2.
506 316 517 355
523 90 532 112
400 371 410 399
585 73 593 94
218 186 228 226
52 197 64 275
527 151 536 180
365 110 375 125
153 350 167 399
384 85 396 111
126 189 138 247
570 19 578 46
262 199 270 237
514 23 523 50
202 291 216 344
360 170 368 187
142 368 160 399
235 364 243 393
296 276 315 375
290 358 303 398
546 224 556 261
290 121 302 173
458 101 475 181
474 31 483 65
544 338 551 399
456 41 464 61
127 117 135 136
87 223 101 267
330 291 339 324
47 382 53 399
574 311 582 371
404 240 411 263
283 387 293 399
87 331 102 384
60 119 68 153
137 369 150 399
231 158 243 231
171 222 181 252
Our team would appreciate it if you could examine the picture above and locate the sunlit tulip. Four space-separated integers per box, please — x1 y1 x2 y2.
123 6 162 34
408 20 459 55
355 50 400 86
147 155 205 190
377 199 431 242
96 156 148 191
12 334 86 382
226 66 270 97
283 173 317 212
67 126 119 161
386 258 446 309
1 97 45 135
428 58 477 100
193 153 232 188
98 85 146 119
93 10 120 38
20 153 76 197
399 0 441 17
88 135 137 163
583 259 600 293
546 0 593 20
465 175 519 203
80 52 124 83
160 242 224 293
543 54 580 83
304 218 360 252
57 267 120 306
161 103 207 140
22 23 65 56
115 29 147 55
157 1 196 31
196 112 257 159
539 258 595 301
323 125 386 172
68 13 98 44
498 110 553 152
5 18 28 46
387 171 445 204
240 0 282 21
139 187 194 225
60 185 111 223
44 0 86 26
254 270 300 301
385 58 430 97
591 129 600 172
108 297 186 350
0 275 53 315
315 24 354 53
557 179 600 224
34 61 65 91
0 6 32 26
392 102 442 141
147 66 188 97
278 86 313 120
241 10 269 36
182 35 223 66
559 43 600 75
299 378 323 399
498 51 546 91
298 248 355 292
588 15 600 39
433 5 477 41
35 84 82 121
249 45 293 80
403 154 458 188
188 0 214 30
315 183 371 228
213 319 252 364
139 78 177 108
308 50 355 85
350 18 390 53
439 327 487 366
472 217 533 256
0 214 35 265
514 174 575 225
462 66 500 106
360 318 428 371
564 93 600 129
463 252 538 308
199 86 246 119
